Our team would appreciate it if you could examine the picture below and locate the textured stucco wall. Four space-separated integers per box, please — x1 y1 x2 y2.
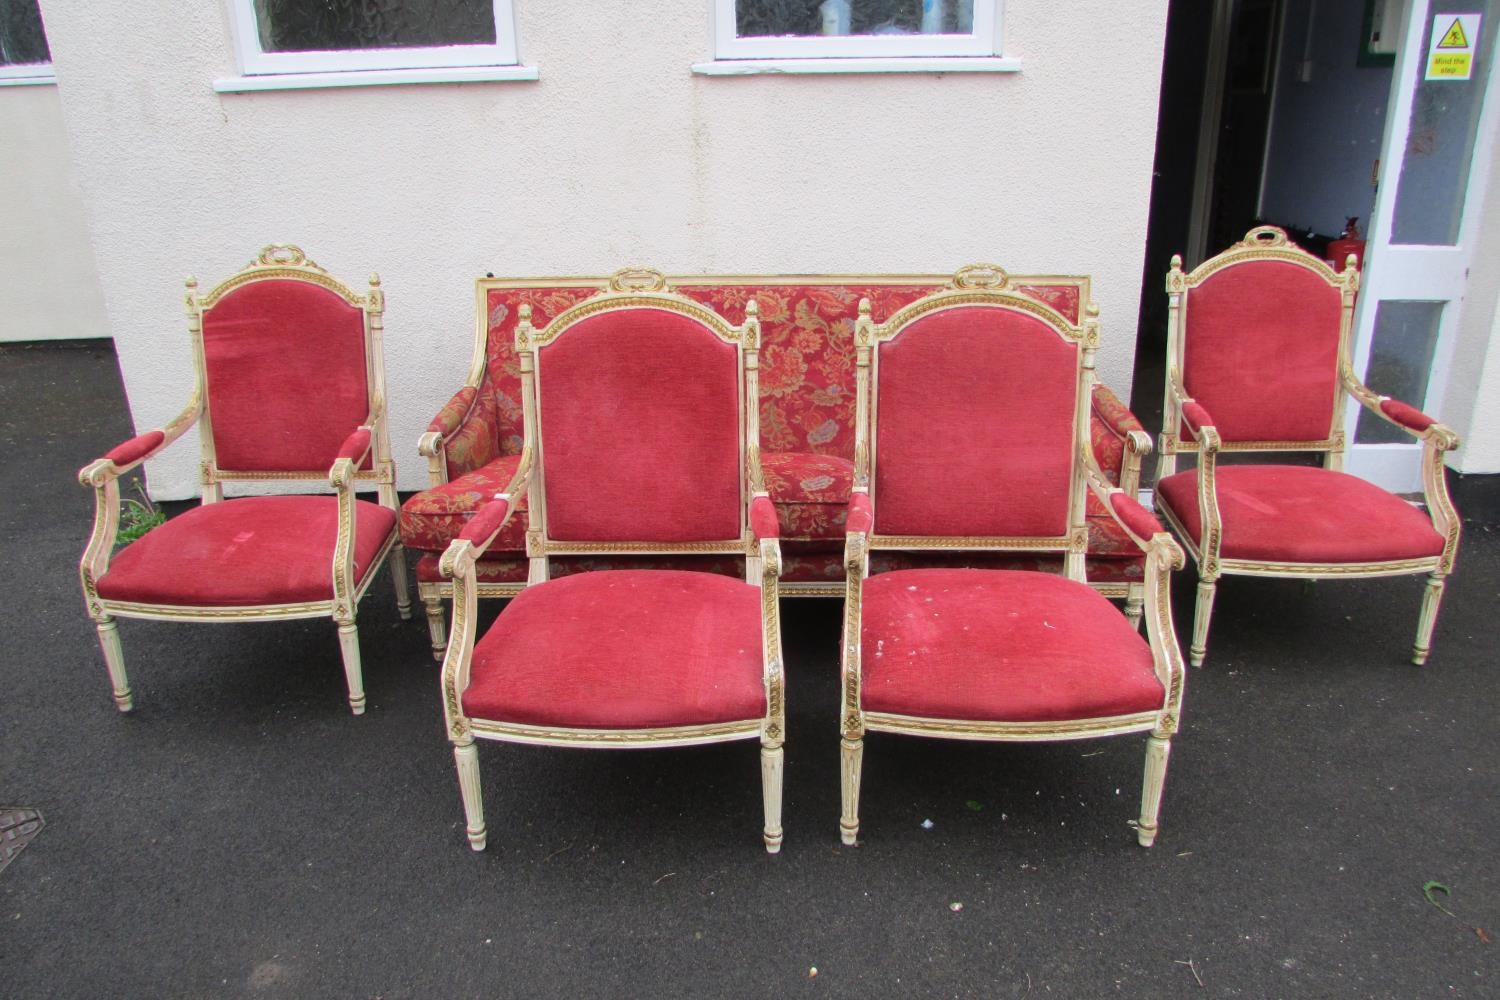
0 84 107 342
39 1 1169 499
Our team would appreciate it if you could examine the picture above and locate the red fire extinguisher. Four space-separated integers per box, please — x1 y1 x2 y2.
1328 217 1365 272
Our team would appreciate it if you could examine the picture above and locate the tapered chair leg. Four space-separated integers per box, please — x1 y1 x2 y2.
1412 572 1447 666
453 738 487 851
389 545 412 620
1137 731 1172 848
336 620 366 715
1190 578 1217 668
761 741 784 854
95 616 133 712
423 596 448 662
1124 583 1145 631
839 736 863 846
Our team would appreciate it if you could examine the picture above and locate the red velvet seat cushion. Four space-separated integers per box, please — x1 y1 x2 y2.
399 455 526 553
1157 465 1445 564
861 569 1162 723
462 571 766 729
762 451 853 541
97 496 396 607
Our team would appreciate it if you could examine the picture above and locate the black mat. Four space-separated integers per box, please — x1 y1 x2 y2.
1 340 1495 997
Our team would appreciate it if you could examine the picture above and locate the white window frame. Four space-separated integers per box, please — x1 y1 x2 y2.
710 0 1005 60
227 0 519 76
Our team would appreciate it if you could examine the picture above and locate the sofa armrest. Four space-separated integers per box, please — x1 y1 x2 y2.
1091 383 1153 496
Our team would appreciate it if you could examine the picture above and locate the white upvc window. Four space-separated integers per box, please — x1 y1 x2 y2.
710 0 1004 60
0 0 54 85
227 0 519 76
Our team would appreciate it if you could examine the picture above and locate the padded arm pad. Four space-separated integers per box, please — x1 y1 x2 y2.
1109 491 1164 543
428 386 478 437
1180 400 1216 437
103 430 165 468
1380 397 1436 433
750 494 779 541
459 497 512 545
847 491 873 535
1091 384 1147 439
335 427 372 463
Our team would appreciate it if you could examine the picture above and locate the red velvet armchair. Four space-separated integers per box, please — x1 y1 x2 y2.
838 272 1188 849
1154 227 1461 667
437 275 786 853
78 246 410 714
404 267 1156 660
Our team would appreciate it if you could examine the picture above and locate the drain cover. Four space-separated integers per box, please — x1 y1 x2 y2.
0 808 44 875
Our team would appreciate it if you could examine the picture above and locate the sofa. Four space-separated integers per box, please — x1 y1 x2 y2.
400 266 1153 656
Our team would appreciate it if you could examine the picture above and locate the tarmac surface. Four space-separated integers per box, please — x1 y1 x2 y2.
1 340 1496 998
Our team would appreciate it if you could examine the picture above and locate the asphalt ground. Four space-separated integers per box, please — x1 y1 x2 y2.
1 340 1495 998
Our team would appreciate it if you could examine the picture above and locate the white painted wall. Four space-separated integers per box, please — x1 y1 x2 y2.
0 84 107 342
38 0 1169 499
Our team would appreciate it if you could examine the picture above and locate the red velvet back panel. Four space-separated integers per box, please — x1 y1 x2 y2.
484 280 1084 463
538 308 743 542
1183 261 1343 442
874 306 1078 538
202 280 369 472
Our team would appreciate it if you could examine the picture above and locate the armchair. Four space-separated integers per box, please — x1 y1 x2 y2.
437 276 786 853
1154 227 1460 667
78 246 410 715
837 271 1188 849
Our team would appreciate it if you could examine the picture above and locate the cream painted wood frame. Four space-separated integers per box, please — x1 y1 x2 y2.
839 266 1188 849
78 246 411 715
415 267 1150 656
1153 227 1461 668
435 275 787 853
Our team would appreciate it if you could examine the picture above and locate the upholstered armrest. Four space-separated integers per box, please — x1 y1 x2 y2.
1342 371 1460 450
460 497 513 547
79 395 200 487
750 494 779 541
328 426 374 488
846 491 874 537
418 384 486 486
1091 384 1153 494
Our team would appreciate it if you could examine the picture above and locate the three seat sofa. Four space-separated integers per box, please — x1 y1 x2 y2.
399 266 1155 656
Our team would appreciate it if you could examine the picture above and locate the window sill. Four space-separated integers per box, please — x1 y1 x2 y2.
691 56 1021 76
0 72 56 87
212 65 539 93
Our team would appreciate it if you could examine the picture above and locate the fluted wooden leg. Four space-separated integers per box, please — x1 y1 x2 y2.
96 616 132 712
423 596 448 662
1137 731 1172 848
389 545 412 620
839 736 863 846
1190 578 1217 667
336 620 365 715
1412 572 1446 666
761 742 784 854
1124 583 1145 631
453 738 486 851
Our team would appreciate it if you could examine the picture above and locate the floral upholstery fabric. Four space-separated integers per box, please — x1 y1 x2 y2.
413 552 743 585
400 455 526 553
415 276 1139 590
760 451 853 542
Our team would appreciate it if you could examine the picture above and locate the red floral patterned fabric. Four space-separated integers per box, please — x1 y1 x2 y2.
1012 284 1082 324
429 386 477 436
400 455 526 553
1089 384 1145 486
761 451 853 541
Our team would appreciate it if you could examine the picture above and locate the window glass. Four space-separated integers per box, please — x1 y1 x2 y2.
736 0 975 38
252 0 496 53
0 0 50 67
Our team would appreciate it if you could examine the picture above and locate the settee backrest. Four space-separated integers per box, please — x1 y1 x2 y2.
471 270 1088 466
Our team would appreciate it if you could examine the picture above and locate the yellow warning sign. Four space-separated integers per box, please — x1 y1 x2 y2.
1426 13 1480 80
1437 18 1469 49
